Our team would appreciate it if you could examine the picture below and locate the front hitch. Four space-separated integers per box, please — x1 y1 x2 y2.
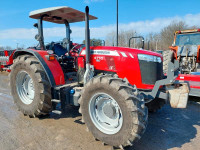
141 60 190 108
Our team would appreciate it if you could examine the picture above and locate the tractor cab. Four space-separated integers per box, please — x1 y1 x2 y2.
29 6 97 56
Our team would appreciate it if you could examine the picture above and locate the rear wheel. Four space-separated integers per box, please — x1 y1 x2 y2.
10 55 52 117
163 50 174 74
78 75 148 148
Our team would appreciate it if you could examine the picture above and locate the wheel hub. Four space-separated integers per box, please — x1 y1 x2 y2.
89 93 123 135
16 71 35 105
103 104 116 118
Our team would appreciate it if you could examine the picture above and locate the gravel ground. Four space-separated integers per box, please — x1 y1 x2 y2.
0 72 199 150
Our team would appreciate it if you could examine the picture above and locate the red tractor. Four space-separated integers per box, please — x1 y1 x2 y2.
8 6 189 149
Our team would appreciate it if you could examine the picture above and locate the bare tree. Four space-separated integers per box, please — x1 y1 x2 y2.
145 33 161 50
160 21 188 49
82 38 104 46
106 29 139 47
0 46 12 50
0 47 4 50
105 21 194 50
105 31 116 46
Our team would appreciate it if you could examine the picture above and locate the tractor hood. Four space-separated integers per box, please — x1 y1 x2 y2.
81 46 162 57
79 46 163 90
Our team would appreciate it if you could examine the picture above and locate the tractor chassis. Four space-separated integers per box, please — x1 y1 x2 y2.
51 60 189 114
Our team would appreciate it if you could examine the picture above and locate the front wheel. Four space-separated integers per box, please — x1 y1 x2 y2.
78 75 148 148
89 92 123 135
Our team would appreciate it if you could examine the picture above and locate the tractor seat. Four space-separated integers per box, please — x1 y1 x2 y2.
51 43 67 57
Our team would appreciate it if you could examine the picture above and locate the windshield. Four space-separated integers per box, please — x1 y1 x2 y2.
175 33 200 46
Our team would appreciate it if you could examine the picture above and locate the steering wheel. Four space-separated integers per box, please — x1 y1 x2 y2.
69 44 81 54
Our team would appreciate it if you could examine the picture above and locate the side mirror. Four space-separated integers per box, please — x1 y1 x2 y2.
33 23 38 28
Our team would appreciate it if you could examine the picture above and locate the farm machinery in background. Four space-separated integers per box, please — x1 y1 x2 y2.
0 6 189 149
163 29 200 97
0 50 15 72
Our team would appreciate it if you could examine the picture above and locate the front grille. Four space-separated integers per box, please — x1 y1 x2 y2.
139 60 163 85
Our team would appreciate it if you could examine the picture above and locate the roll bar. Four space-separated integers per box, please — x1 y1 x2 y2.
129 36 145 49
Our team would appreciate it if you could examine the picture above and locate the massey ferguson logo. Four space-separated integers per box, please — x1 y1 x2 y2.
91 50 110 55
81 50 120 56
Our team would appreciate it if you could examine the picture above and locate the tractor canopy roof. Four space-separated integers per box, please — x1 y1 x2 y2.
29 6 97 24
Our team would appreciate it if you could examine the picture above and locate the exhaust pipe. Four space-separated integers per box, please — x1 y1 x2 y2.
85 6 90 64
84 6 94 85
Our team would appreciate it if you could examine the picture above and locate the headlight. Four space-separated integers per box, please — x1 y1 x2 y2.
138 54 162 63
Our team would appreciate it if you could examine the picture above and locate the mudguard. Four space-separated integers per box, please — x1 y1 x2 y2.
13 49 65 87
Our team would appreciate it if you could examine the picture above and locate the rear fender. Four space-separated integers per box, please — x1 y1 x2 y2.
13 49 65 87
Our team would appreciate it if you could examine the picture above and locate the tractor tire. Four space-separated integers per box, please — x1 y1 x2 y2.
145 98 166 112
78 75 148 149
163 50 174 74
9 55 52 118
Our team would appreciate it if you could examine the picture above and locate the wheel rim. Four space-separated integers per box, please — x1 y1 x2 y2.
16 71 35 105
89 93 123 135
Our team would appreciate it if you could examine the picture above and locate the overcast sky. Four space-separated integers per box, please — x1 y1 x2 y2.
1 0 200 48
